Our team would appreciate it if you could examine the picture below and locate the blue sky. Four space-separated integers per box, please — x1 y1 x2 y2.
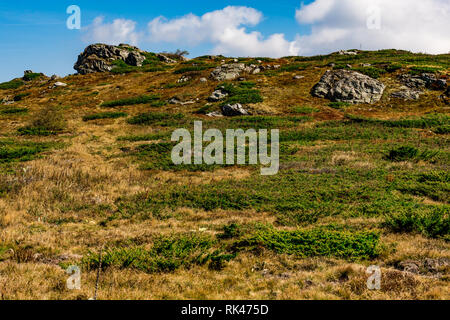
0 0 449 82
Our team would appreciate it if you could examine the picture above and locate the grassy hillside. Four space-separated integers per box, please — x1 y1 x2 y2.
0 49 448 300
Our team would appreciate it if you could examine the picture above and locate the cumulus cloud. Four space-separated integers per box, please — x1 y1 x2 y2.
147 6 300 57
295 0 450 55
83 17 141 46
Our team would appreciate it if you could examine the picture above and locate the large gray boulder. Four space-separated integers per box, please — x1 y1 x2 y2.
221 103 249 116
210 63 247 81
399 73 447 90
311 70 386 104
74 44 146 74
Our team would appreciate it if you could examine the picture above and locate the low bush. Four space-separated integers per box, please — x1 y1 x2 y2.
235 226 381 260
18 106 67 136
0 79 23 90
82 112 128 121
101 95 160 107
127 112 185 126
383 207 449 239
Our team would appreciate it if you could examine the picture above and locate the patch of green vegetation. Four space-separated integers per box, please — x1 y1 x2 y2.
329 102 351 109
292 106 320 114
82 112 128 121
235 225 381 260
0 139 59 163
195 104 217 115
0 79 24 90
218 223 242 240
150 100 168 108
118 132 171 142
18 106 67 136
13 93 30 101
279 63 310 72
0 107 28 115
384 63 403 73
173 64 215 74
110 58 167 74
352 67 386 79
433 126 450 134
22 73 42 81
409 66 442 75
82 234 232 273
101 95 160 107
127 112 185 126
386 146 439 162
347 114 450 129
218 82 263 105
395 171 449 203
383 207 449 240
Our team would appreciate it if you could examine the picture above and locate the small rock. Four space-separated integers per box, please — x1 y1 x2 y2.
50 75 60 80
221 103 249 116
51 82 67 89
199 77 208 83
177 75 191 83
293 75 305 80
208 89 229 102
206 111 223 117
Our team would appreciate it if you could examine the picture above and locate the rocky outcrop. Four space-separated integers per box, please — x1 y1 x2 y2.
221 103 249 116
210 63 247 81
399 73 447 90
391 88 422 100
441 86 450 104
311 70 386 104
74 44 146 74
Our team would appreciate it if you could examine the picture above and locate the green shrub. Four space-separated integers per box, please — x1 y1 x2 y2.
352 67 385 79
82 112 128 121
22 73 42 81
409 66 441 75
347 113 450 129
0 79 24 90
383 207 449 239
118 132 170 142
218 83 263 105
218 223 242 239
173 65 215 74
433 125 450 134
385 146 439 162
127 112 184 125
101 95 160 107
292 106 320 114
82 234 219 273
0 140 57 163
13 93 30 101
0 107 28 115
329 102 351 109
235 226 381 260
384 64 402 73
18 106 67 136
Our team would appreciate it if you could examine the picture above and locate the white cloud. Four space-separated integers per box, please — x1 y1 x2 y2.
147 6 300 57
83 17 141 46
295 0 450 55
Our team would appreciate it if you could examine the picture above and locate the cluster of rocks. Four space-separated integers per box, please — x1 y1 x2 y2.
397 258 449 277
339 50 358 56
208 88 229 102
391 73 447 100
177 75 191 83
210 63 280 81
311 69 386 104
398 73 447 91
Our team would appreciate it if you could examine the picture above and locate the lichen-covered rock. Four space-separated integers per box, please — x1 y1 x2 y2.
221 103 249 116
399 73 447 90
208 89 229 102
311 70 386 104
391 88 422 100
74 44 146 74
210 63 246 81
